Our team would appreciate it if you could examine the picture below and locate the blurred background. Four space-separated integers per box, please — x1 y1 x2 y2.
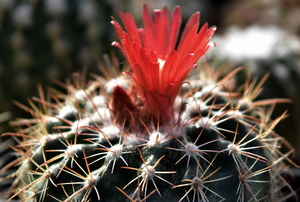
0 0 300 175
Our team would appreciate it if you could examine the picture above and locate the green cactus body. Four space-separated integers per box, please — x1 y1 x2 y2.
3 65 295 202
1 5 297 202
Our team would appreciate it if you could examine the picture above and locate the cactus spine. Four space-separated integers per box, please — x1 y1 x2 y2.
0 5 298 202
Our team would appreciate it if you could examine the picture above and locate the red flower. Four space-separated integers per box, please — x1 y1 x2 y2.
111 5 216 122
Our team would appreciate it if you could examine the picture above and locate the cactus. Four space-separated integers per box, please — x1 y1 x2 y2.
1 5 298 202
211 25 300 162
0 0 113 122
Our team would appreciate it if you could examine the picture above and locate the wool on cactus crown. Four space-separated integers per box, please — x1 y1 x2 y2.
0 4 299 202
